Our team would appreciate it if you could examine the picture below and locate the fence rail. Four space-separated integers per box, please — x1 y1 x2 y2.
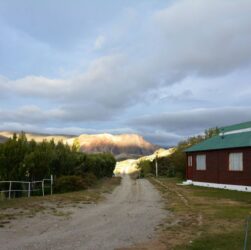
0 175 53 199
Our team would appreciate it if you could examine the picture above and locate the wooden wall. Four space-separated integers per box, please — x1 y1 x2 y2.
186 148 251 186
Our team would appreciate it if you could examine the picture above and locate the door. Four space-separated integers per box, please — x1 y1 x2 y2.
187 155 193 180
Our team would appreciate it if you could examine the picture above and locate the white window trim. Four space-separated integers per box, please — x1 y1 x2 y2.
229 152 243 171
188 156 193 167
196 155 206 170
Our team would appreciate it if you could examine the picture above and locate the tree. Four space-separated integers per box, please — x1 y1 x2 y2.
0 132 117 184
168 127 219 178
205 127 220 139
72 138 80 152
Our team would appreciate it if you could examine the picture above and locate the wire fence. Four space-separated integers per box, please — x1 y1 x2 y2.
0 175 53 200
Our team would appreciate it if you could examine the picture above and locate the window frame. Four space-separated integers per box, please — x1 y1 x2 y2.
188 156 193 167
196 154 206 171
229 152 243 172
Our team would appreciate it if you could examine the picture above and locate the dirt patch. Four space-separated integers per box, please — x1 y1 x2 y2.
0 175 166 250
0 177 121 228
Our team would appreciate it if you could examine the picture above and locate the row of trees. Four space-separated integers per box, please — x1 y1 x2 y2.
138 157 173 178
0 132 116 182
139 127 219 178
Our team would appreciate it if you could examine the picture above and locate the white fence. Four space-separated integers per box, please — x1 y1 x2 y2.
0 175 53 199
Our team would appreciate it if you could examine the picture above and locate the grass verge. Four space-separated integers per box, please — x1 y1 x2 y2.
149 177 251 250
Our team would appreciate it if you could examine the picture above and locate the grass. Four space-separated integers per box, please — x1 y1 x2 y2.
0 176 121 227
191 185 251 204
149 177 251 250
175 231 244 250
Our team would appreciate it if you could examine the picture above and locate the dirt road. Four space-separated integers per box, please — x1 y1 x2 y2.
0 175 166 250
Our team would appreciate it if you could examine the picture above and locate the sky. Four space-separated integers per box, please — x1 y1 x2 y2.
1 0 251 146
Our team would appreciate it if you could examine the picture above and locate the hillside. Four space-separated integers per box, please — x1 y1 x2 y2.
67 134 157 159
0 131 73 143
0 131 157 159
114 148 175 174
0 135 8 143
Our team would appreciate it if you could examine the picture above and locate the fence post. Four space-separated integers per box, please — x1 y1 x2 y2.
50 175 53 195
28 182 31 198
42 180 45 196
8 181 12 199
244 216 250 250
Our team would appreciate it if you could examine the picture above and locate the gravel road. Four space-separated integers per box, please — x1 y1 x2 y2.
0 175 166 250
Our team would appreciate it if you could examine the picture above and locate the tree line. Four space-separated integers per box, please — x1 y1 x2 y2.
0 132 116 193
139 127 219 178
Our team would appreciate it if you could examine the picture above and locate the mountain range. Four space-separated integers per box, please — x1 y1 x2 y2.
0 131 158 160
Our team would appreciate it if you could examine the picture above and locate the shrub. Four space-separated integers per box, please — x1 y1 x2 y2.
139 160 153 177
54 175 88 193
82 172 97 186
85 153 116 179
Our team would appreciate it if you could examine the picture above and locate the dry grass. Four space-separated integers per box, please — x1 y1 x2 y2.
0 176 121 227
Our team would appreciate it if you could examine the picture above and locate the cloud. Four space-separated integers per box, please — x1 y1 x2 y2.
0 76 9 97
1 0 251 145
94 35 106 50
152 0 251 76
0 105 65 124
0 1 125 49
13 76 67 98
0 104 117 125
1 53 158 119
128 106 251 144
0 120 136 138
1 105 251 146
5 0 251 100
131 107 251 135
141 130 183 146
0 122 38 133
43 126 136 136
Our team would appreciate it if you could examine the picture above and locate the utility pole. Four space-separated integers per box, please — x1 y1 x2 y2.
155 153 158 178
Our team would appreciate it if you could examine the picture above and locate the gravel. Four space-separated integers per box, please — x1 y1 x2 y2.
0 175 166 250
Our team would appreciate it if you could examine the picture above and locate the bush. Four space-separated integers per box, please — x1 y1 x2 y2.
82 172 97 186
139 160 153 177
85 153 116 179
54 175 88 193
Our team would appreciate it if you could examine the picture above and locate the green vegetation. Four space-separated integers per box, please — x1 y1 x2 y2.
0 132 116 196
150 177 250 250
54 176 90 193
54 173 98 193
169 127 219 178
138 160 152 177
191 185 251 204
139 127 219 178
139 156 175 177
175 231 244 250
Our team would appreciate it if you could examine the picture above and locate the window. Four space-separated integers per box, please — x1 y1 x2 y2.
229 153 243 171
188 156 193 166
196 155 206 170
